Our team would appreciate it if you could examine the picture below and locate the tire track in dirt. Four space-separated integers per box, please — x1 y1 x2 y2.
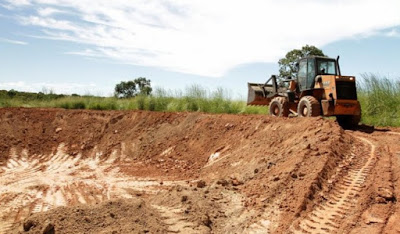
241 200 279 234
152 205 201 233
0 145 187 234
349 130 399 234
244 217 272 234
292 136 376 234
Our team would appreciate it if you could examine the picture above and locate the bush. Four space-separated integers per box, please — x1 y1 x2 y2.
7 89 17 98
72 101 86 109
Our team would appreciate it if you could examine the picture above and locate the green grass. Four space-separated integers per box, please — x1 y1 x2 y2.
357 73 400 127
0 85 267 115
1 76 398 127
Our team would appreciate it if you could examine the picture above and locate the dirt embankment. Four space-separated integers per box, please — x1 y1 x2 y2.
0 108 346 181
0 108 399 233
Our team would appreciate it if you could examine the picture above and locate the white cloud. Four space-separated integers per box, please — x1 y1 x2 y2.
11 0 31 5
5 0 400 77
1 0 30 9
21 16 79 31
37 7 65 17
386 29 400 37
0 81 105 95
4 0 31 7
0 37 28 45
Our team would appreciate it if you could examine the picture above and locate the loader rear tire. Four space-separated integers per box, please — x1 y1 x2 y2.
269 97 289 117
297 96 321 117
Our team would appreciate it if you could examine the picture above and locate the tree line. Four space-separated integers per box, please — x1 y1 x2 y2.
114 45 324 98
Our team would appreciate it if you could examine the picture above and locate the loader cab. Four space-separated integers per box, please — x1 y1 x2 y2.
297 56 337 91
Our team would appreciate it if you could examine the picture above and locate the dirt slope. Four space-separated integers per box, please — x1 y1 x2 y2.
0 108 399 233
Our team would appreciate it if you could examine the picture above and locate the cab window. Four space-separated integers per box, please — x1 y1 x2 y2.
307 59 315 87
298 60 307 77
317 60 336 75
298 60 307 90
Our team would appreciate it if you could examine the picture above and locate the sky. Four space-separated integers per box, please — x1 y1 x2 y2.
1 0 400 98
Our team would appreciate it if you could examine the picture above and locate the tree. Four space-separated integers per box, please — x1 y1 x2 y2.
114 77 152 98
7 89 17 98
134 77 152 95
114 80 136 98
278 45 326 78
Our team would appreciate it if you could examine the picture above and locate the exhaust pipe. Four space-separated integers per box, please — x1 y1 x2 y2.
336 56 341 77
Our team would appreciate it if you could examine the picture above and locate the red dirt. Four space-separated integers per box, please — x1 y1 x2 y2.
16 198 166 234
0 108 399 233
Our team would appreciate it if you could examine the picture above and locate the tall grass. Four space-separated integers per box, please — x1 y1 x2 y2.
0 85 267 115
2 77 398 127
358 73 400 126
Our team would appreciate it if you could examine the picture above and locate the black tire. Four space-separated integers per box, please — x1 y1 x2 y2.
337 115 361 129
297 96 321 117
269 97 289 117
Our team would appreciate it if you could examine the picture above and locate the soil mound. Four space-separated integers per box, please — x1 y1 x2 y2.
0 108 345 180
17 198 166 234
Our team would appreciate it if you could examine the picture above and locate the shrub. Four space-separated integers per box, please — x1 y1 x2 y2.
7 89 17 98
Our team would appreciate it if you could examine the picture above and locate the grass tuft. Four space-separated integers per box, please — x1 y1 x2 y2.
357 73 400 126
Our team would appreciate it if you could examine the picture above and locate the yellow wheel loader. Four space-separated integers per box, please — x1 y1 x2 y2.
247 56 361 128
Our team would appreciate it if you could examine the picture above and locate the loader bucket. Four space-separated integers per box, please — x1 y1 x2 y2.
247 83 273 106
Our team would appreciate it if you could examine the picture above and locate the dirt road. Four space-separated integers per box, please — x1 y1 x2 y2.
0 108 399 233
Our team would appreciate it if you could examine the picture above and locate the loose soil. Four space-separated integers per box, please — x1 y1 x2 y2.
16 198 166 234
0 108 399 233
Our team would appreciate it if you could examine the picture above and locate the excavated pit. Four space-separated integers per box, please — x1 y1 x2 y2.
0 108 399 233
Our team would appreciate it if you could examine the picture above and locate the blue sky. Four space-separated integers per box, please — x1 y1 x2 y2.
1 0 400 98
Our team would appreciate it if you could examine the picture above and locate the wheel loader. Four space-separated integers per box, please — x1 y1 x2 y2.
247 56 361 128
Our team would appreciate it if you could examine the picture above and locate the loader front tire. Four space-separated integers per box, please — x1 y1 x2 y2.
269 97 289 117
297 96 321 117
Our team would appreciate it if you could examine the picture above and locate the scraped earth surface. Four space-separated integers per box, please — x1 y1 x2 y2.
0 108 399 233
